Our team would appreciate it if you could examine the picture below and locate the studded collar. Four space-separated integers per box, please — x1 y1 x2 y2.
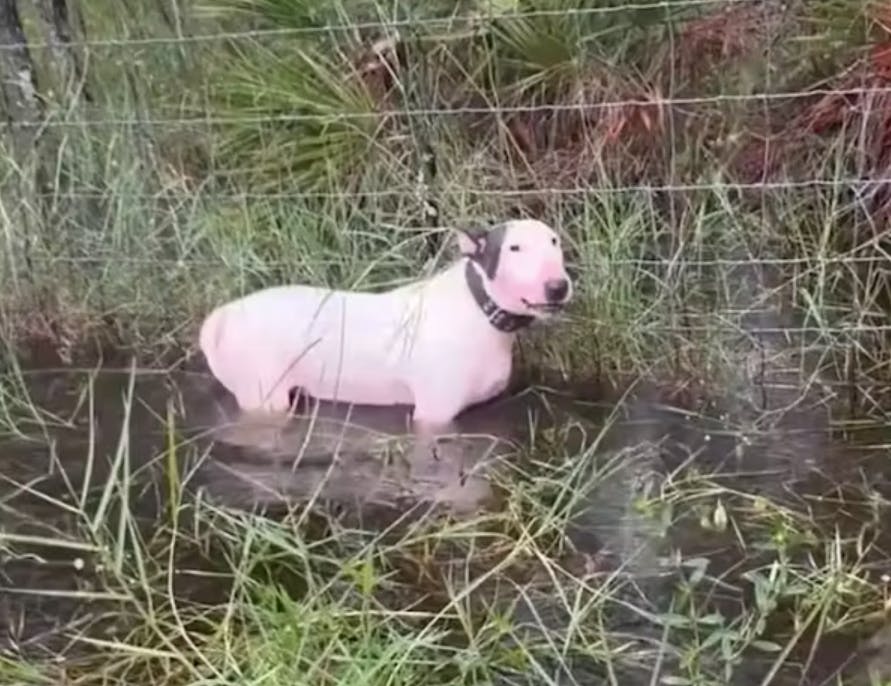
463 258 534 333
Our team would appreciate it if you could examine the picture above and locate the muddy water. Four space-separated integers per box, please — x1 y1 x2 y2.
1 355 890 684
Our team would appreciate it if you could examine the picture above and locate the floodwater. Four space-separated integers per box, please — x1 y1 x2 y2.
1 348 891 685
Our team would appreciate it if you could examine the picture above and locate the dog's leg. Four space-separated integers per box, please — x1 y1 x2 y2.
232 372 292 415
411 389 464 456
409 391 466 495
262 391 293 414
412 418 455 461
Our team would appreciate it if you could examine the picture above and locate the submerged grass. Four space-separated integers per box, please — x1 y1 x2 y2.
1 361 890 685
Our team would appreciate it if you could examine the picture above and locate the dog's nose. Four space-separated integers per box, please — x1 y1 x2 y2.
544 278 569 303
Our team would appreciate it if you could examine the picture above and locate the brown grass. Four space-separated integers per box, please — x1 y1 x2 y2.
730 42 891 221
492 2 785 195
673 0 778 84
502 77 667 190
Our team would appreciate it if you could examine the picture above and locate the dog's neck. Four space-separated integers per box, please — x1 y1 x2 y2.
463 259 534 333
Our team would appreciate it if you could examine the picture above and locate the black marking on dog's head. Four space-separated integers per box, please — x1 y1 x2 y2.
459 222 508 280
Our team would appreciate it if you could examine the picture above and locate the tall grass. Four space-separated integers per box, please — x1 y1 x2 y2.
0 0 887 398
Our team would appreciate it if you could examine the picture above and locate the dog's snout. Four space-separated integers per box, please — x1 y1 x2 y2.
544 278 569 303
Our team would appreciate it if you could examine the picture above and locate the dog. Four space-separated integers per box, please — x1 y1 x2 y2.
199 219 573 444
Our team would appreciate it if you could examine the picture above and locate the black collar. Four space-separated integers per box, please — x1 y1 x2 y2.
464 259 534 333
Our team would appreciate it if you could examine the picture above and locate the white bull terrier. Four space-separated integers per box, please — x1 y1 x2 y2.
199 219 573 446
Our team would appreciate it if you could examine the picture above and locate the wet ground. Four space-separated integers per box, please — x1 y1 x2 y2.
1 348 891 684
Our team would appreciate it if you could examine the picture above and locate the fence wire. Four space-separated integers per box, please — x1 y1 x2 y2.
0 0 760 50
18 178 891 199
5 87 891 128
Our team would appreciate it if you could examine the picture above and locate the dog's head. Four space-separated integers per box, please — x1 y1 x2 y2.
457 219 573 318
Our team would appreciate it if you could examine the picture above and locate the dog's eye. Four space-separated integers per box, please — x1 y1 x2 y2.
509 244 521 252
551 237 558 246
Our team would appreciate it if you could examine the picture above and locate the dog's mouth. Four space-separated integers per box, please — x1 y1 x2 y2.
522 299 566 314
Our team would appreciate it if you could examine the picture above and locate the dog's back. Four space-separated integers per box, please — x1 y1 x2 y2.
199 281 429 410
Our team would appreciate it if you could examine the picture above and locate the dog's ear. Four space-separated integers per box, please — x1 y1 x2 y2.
456 222 509 279
455 226 488 257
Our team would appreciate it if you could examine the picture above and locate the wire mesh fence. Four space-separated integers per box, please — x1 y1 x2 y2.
5 6 891 683
1 0 890 412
